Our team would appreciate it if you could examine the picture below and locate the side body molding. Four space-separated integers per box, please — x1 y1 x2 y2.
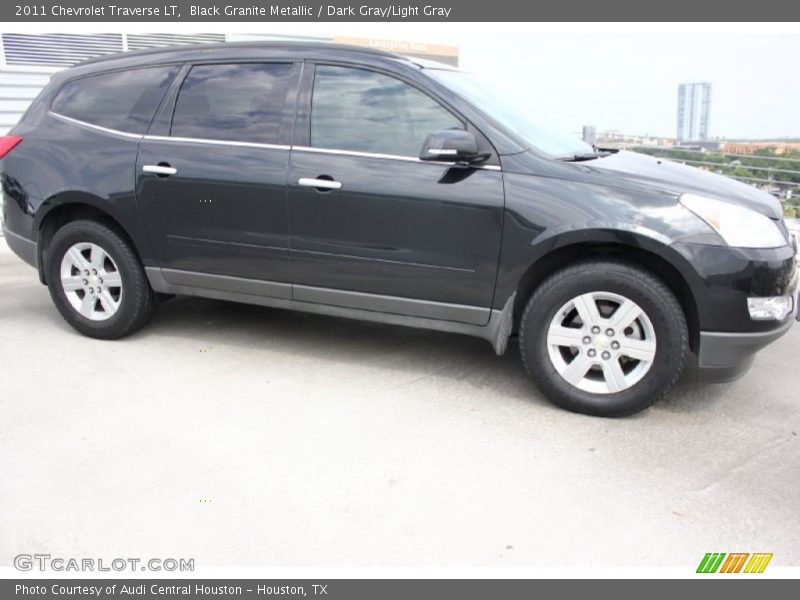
145 268 515 355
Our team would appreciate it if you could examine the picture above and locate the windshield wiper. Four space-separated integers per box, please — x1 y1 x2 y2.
558 145 615 162
559 152 599 162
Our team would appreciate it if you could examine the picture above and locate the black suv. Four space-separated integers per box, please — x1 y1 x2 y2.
2 42 797 416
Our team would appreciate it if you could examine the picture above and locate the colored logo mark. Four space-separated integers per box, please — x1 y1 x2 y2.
696 552 773 573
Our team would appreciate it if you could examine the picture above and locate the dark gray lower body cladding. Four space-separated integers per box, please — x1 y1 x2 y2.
146 267 514 355
3 226 37 268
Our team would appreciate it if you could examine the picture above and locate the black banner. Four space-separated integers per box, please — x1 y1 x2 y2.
3 0 800 22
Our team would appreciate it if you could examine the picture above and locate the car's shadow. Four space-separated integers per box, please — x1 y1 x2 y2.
33 291 733 417
130 296 730 415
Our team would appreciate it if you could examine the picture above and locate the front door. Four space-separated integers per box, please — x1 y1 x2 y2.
287 64 504 325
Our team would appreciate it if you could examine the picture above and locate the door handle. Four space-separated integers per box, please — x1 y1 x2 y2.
298 177 342 191
143 164 177 176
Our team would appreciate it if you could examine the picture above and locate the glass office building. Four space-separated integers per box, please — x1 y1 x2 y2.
677 81 711 142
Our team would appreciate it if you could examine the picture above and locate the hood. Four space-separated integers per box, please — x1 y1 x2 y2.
584 150 783 219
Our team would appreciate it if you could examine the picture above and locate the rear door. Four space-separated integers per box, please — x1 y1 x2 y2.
136 61 299 288
287 64 504 324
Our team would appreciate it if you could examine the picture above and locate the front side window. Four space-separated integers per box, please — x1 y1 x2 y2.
310 65 463 157
51 66 178 134
171 62 294 144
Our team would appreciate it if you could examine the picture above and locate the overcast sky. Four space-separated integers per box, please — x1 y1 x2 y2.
456 33 800 140
8 24 797 139
274 26 800 140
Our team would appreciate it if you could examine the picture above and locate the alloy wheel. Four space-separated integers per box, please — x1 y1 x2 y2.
59 242 123 321
546 291 657 394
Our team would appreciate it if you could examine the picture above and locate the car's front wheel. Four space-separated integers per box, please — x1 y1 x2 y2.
519 259 688 417
45 219 157 339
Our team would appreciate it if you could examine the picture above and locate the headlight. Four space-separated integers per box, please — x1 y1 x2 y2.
679 193 786 249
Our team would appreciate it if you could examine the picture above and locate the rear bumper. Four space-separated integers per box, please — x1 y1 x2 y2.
3 224 37 268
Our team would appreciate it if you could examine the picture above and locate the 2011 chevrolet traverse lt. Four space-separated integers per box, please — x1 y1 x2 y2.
2 42 797 416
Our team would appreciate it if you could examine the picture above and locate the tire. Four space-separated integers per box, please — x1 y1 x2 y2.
519 259 688 417
45 219 157 339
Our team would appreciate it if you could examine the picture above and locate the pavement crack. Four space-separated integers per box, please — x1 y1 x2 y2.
685 432 795 494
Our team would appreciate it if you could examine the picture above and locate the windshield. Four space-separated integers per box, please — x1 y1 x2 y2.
426 69 594 159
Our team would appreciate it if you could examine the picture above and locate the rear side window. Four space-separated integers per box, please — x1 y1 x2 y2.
311 65 463 156
51 66 178 134
171 63 294 144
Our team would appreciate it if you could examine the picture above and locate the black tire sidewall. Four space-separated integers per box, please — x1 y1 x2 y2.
521 263 688 417
45 220 153 339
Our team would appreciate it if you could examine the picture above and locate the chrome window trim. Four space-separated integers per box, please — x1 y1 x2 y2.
49 112 501 170
143 134 291 151
292 145 502 171
48 111 144 140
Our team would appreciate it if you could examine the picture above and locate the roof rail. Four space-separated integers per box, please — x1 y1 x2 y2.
77 40 405 67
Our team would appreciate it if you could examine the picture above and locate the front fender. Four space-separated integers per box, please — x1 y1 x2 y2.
493 170 717 311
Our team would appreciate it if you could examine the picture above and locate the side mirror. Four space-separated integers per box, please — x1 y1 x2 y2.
419 130 488 164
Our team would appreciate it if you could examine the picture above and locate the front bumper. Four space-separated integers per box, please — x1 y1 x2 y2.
673 241 796 334
697 318 795 382
696 274 798 382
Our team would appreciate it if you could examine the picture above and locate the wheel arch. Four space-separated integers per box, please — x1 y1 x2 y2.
34 194 144 285
511 238 702 352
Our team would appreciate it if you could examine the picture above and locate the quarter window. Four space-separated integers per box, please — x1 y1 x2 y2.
310 65 463 157
51 66 178 134
171 63 294 144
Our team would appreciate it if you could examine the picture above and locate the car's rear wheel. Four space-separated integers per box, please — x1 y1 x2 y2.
519 259 688 417
45 219 157 339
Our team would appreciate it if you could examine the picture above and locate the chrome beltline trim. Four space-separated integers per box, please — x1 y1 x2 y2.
292 145 502 171
49 112 144 140
143 134 291 151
